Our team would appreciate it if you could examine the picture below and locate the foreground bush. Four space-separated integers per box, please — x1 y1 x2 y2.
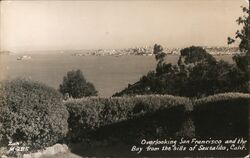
193 92 250 138
0 82 7 146
0 79 69 149
65 95 193 142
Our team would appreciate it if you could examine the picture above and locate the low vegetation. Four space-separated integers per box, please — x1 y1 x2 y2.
65 92 249 144
0 79 69 150
0 78 248 157
65 95 192 142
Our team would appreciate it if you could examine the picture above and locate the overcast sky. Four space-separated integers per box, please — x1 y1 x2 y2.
0 0 248 52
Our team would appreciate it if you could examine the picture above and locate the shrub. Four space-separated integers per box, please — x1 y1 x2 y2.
193 92 250 138
59 69 98 98
0 79 69 150
64 95 193 143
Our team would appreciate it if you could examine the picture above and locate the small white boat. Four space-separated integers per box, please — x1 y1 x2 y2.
17 55 31 60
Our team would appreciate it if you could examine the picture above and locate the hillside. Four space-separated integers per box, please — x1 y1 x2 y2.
113 46 248 97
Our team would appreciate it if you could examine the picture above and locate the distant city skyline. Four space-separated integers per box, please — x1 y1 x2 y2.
0 0 248 52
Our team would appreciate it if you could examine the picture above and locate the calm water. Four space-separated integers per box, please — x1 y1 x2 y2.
0 53 233 97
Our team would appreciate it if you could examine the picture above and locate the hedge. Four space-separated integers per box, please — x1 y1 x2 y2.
64 95 193 142
93 105 194 144
193 92 250 138
0 79 69 150
0 82 6 145
194 92 250 105
65 92 249 144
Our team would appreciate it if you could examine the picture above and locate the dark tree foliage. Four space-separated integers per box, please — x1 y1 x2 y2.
59 69 98 98
227 5 249 91
228 6 249 53
153 44 166 63
114 45 248 98
153 44 168 75
178 46 216 67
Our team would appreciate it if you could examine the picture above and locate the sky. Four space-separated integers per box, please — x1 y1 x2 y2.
0 0 248 52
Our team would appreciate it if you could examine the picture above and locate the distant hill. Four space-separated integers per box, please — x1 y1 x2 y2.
2 46 239 56
203 46 240 55
73 46 240 56
0 51 11 54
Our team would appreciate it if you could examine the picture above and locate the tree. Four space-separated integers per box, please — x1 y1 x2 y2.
177 46 217 78
153 44 166 63
227 6 249 69
59 69 98 98
114 45 248 97
178 46 216 67
227 5 249 91
227 6 249 53
153 44 168 75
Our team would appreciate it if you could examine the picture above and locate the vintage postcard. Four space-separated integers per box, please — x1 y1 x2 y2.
0 0 249 157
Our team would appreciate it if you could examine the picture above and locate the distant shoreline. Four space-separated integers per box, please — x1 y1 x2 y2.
1 46 240 56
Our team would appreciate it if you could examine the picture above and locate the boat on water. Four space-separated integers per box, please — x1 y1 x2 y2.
17 55 32 60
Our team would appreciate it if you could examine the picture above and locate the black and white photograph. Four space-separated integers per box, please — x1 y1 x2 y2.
0 0 249 157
